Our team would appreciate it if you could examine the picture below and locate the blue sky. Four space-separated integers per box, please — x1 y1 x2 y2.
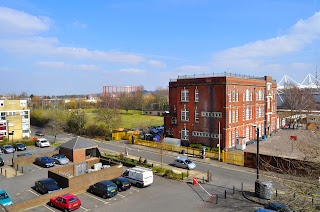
0 0 320 96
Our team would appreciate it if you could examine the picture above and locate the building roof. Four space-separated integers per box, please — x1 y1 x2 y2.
59 136 98 150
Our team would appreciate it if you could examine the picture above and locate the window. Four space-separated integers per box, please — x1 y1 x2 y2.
181 128 189 140
232 110 235 123
195 89 199 102
181 89 189 102
235 109 238 122
229 110 232 123
181 109 189 121
8 112 16 116
195 108 199 122
235 91 238 101
246 108 250 120
267 98 270 109
246 89 250 101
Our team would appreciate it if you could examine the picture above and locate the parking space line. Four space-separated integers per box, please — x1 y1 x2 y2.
117 193 125 198
43 204 55 212
27 189 39 196
80 206 90 211
83 192 108 204
131 188 139 192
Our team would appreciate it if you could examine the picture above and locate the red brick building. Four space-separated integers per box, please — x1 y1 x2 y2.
164 73 278 151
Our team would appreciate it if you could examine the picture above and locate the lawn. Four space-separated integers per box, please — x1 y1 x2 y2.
84 109 164 129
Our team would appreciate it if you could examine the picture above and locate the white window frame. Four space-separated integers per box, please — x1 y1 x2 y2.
181 109 189 121
195 108 199 122
181 128 189 140
181 89 189 102
195 89 199 102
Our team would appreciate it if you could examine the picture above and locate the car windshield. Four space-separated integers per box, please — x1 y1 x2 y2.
54 155 64 159
185 160 193 164
4 146 12 149
0 193 8 200
68 197 79 203
40 140 48 143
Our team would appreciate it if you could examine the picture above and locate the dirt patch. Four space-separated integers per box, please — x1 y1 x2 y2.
0 166 23 178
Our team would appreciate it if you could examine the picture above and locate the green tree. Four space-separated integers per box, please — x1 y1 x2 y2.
66 109 87 135
95 108 121 139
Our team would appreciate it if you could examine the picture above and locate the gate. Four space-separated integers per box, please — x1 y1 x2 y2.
75 163 87 176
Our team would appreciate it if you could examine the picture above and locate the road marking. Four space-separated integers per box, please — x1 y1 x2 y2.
117 193 125 198
131 188 139 192
30 163 42 169
43 204 55 212
28 189 39 196
83 192 108 203
80 206 90 211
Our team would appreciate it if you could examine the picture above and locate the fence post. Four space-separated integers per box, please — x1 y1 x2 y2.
216 194 218 204
224 190 227 199
233 186 235 195
276 189 277 197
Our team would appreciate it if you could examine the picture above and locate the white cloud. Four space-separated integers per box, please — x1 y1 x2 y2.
0 7 51 34
35 61 100 71
147 60 166 68
212 11 320 72
72 21 87 29
118 68 145 74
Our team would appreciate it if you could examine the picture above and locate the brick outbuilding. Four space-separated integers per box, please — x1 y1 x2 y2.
59 136 101 163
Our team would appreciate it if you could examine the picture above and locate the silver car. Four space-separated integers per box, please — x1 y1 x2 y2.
51 154 69 165
173 157 196 170
2 145 15 154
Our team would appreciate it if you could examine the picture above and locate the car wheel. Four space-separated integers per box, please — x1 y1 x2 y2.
48 202 53 207
64 208 69 212
89 188 93 194
136 183 142 188
118 187 121 192
102 194 107 199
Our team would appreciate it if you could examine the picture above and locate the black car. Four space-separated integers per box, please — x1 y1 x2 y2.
111 177 131 191
34 156 55 168
0 157 4 166
35 131 44 136
88 180 118 198
14 143 26 151
34 178 61 194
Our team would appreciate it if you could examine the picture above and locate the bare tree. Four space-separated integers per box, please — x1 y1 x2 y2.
283 86 316 127
46 109 68 143
153 88 169 110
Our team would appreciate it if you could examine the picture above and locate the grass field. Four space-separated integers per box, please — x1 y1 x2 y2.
84 109 164 129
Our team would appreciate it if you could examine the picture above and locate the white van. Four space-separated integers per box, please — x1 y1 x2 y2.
122 166 153 188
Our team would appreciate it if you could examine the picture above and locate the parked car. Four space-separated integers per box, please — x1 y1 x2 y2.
17 152 33 157
48 193 81 211
2 145 15 154
35 156 55 168
51 154 69 165
0 157 4 166
14 143 26 151
35 131 44 136
35 138 50 148
265 202 293 212
88 180 118 198
122 166 153 188
173 157 196 170
35 178 61 194
111 177 131 191
0 189 12 206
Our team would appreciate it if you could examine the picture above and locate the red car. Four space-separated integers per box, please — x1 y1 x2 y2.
48 194 81 211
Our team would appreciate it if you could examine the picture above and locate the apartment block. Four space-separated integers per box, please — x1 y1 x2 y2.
0 100 30 141
164 73 278 151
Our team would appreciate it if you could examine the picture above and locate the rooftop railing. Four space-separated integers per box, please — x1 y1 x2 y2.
170 72 276 82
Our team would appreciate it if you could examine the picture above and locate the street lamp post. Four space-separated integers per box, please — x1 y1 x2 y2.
11 131 14 160
253 125 260 197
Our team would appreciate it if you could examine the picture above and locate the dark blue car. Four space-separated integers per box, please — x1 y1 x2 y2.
35 178 61 194
265 202 293 212
35 156 55 168
88 180 118 198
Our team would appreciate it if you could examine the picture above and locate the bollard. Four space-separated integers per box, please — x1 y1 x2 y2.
1 167 2 174
21 167 23 174
216 194 218 204
312 198 314 206
210 194 213 203
224 190 227 199
241 182 243 191
294 193 295 199
207 170 210 182
210 172 212 182
193 177 198 186
276 189 277 197
181 172 184 180
202 176 205 184
15 169 17 176
16 164 19 171
5 170 7 178
233 186 235 195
